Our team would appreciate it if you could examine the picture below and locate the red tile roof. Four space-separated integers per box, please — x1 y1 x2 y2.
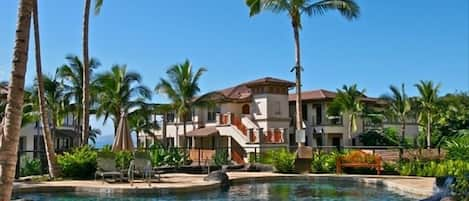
289 89 382 104
288 89 337 101
213 77 294 101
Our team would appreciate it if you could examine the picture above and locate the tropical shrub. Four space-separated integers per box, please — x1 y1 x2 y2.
115 151 133 170
445 134 469 161
149 145 166 167
57 146 97 179
213 149 230 166
359 128 400 146
163 148 188 168
311 151 341 173
271 149 295 173
20 157 42 177
397 160 469 177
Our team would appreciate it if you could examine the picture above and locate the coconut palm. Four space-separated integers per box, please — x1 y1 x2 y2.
154 104 174 148
128 105 159 148
155 60 209 148
0 0 33 199
94 65 152 132
57 55 100 145
89 127 102 145
381 84 411 146
246 0 360 146
327 84 365 146
415 80 441 149
82 0 104 146
31 0 60 178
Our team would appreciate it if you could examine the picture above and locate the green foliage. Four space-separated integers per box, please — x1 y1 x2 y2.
311 151 341 173
20 157 42 177
148 145 188 168
115 151 133 170
445 134 469 161
271 149 295 173
397 160 469 177
57 146 97 179
163 148 188 168
213 149 230 166
149 144 166 167
359 128 400 146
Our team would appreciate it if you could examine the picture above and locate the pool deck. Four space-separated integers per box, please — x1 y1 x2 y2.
13 172 434 199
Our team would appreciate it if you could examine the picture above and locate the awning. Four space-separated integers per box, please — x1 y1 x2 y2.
186 126 219 137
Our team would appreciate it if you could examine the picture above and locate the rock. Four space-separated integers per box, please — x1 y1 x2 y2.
440 197 455 201
204 170 230 187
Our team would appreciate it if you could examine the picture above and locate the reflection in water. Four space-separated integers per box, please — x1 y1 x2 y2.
18 178 414 201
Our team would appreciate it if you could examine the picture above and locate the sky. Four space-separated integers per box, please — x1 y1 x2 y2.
0 1 468 146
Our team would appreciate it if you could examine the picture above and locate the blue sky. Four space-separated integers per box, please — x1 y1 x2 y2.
0 1 468 146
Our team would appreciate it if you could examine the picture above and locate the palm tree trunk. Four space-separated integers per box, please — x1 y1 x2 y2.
292 24 303 147
426 113 431 149
0 1 33 199
399 120 406 160
163 112 167 148
81 0 91 146
32 0 60 178
135 131 140 148
183 118 187 149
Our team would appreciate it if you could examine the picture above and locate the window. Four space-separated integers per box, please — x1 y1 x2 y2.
302 104 308 121
313 104 322 125
207 107 218 122
166 112 175 123
242 104 250 114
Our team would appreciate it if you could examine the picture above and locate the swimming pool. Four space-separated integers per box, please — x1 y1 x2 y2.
17 179 414 201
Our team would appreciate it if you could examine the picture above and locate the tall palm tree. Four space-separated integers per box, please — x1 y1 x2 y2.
327 84 365 146
155 60 207 148
382 84 411 145
31 0 60 178
381 84 411 158
0 0 33 199
128 106 159 148
57 55 100 145
154 104 174 148
94 65 152 132
246 0 360 146
40 74 69 129
415 80 441 149
82 0 104 146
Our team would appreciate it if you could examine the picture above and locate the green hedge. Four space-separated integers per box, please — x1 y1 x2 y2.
57 146 97 179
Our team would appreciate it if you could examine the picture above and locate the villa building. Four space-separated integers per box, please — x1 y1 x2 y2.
0 84 80 161
143 77 417 163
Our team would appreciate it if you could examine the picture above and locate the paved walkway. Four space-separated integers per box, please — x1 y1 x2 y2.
13 172 434 199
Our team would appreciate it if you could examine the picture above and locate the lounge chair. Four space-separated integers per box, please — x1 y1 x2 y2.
95 152 123 183
128 151 158 186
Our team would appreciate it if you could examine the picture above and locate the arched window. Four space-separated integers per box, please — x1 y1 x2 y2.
242 104 250 114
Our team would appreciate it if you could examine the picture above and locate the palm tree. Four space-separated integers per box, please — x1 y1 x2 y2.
154 104 174 148
82 0 104 146
327 84 365 146
128 106 159 148
31 0 60 178
0 0 33 199
57 55 100 145
381 84 411 158
88 127 102 145
415 80 441 149
155 60 207 149
94 65 152 132
246 0 360 146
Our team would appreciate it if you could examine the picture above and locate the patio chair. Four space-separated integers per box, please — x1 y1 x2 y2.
128 151 158 186
95 152 123 183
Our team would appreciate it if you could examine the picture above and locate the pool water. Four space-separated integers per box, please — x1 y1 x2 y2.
17 179 415 201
